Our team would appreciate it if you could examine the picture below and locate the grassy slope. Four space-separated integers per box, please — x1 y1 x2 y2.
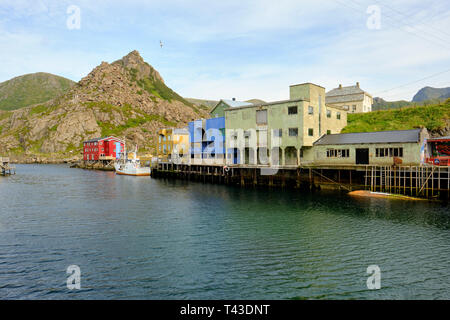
0 72 75 111
342 99 450 134
372 98 445 111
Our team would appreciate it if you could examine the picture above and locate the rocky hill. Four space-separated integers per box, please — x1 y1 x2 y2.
412 86 450 102
0 50 207 162
0 72 75 111
374 86 450 110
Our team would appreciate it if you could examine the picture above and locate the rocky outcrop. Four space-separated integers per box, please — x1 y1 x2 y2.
0 50 207 160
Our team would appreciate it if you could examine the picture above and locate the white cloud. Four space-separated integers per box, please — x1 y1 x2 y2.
0 0 449 102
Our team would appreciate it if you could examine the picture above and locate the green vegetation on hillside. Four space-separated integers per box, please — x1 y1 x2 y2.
0 72 75 111
342 99 450 133
373 98 445 111
85 100 177 137
128 68 202 114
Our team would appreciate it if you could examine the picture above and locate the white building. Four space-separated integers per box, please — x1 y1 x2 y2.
326 82 373 113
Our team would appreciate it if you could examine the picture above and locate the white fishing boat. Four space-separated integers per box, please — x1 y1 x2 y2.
114 146 151 176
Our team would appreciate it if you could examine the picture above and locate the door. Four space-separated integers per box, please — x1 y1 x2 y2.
355 148 369 165
233 148 239 164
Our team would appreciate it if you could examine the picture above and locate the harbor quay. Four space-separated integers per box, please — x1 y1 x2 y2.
152 160 450 201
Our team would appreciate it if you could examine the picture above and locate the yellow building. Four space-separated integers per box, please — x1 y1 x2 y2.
157 127 189 162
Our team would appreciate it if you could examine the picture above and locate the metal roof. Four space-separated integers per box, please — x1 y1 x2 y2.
427 136 450 141
84 136 124 143
221 99 254 108
173 128 189 135
313 129 423 146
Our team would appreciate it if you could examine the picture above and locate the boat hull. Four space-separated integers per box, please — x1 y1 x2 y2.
116 171 150 176
348 190 426 201
114 162 151 176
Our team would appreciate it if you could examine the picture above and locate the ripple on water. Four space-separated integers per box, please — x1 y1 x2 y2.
0 164 449 299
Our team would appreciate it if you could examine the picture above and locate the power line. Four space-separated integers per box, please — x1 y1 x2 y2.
347 0 450 49
374 67 450 95
333 0 450 50
371 0 450 42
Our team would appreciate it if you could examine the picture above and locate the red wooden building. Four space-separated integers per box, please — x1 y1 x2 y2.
426 136 450 166
83 136 125 161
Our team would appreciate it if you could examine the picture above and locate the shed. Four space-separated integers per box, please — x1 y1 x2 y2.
307 128 428 166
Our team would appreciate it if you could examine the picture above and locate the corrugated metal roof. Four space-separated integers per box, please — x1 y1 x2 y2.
221 99 254 108
314 129 422 145
427 136 450 141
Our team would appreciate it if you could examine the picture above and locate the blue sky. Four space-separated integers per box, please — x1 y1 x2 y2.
1 0 449 101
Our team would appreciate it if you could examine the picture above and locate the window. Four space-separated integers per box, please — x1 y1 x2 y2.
273 129 282 137
308 128 314 136
327 130 331 135
256 110 267 125
326 110 331 118
289 128 298 136
327 149 349 158
352 105 356 112
376 147 403 157
244 130 251 138
337 112 341 120
288 106 298 115
308 106 314 115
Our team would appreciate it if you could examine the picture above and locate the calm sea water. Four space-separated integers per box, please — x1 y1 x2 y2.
0 164 449 299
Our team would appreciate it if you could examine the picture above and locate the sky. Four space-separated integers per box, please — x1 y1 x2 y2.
0 0 449 102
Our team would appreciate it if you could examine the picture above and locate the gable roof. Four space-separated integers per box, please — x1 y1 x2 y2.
221 99 254 108
326 84 372 104
326 85 364 97
84 136 124 143
211 99 254 114
313 129 423 146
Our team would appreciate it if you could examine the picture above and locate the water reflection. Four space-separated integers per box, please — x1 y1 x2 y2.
0 164 449 299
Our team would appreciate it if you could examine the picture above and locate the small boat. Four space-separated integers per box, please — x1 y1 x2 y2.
348 190 426 201
114 146 151 176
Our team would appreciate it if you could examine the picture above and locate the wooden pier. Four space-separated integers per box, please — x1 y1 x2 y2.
365 165 450 199
152 162 450 200
0 157 15 176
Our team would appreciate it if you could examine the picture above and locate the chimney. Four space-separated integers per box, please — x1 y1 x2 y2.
338 84 342 89
232 97 236 101
356 82 360 88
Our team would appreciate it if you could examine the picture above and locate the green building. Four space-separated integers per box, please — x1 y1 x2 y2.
224 83 347 166
210 99 253 118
